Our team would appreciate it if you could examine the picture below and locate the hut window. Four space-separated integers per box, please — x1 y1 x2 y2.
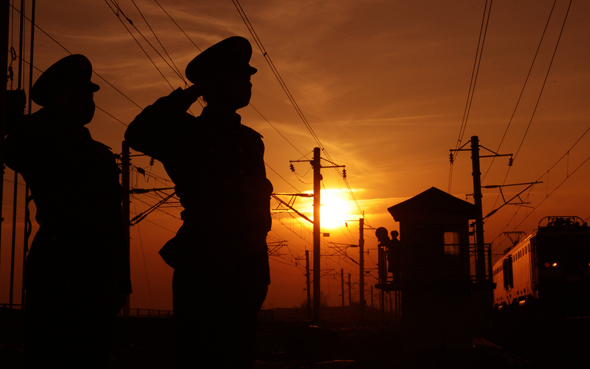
444 231 460 255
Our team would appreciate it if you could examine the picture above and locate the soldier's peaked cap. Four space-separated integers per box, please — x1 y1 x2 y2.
31 54 99 106
185 36 257 84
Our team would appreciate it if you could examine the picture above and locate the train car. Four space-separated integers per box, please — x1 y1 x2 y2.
492 216 590 317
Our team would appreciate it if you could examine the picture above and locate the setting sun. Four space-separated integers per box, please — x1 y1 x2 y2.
320 190 352 229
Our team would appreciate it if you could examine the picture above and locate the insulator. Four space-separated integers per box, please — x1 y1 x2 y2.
449 153 454 163
289 163 295 172
150 157 155 166
509 157 514 167
342 168 347 179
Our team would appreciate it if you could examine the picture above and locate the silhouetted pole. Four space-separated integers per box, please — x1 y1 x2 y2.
21 0 36 307
379 290 385 321
312 147 321 324
471 136 486 281
305 250 311 320
9 0 26 309
348 273 352 306
0 0 9 275
290 147 344 323
340 268 345 307
121 141 131 317
359 217 365 321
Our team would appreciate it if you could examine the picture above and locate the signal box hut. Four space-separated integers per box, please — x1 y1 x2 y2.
386 187 476 351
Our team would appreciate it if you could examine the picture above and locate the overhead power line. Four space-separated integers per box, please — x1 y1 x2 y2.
8 4 142 113
482 0 559 182
104 0 178 90
449 0 493 192
511 0 573 163
487 0 574 233
455 0 493 151
130 0 187 84
491 121 590 251
232 0 364 216
153 0 202 52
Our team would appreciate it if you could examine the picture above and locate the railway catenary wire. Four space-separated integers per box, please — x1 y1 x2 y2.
104 0 179 90
438 0 581 264
449 0 493 192
232 0 364 217
491 147 590 251
482 0 559 185
130 0 186 84
485 0 574 218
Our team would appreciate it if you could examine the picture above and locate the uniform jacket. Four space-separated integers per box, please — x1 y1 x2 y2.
125 88 273 274
3 107 132 298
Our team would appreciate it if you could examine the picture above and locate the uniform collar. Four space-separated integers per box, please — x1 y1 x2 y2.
32 107 94 139
200 106 241 129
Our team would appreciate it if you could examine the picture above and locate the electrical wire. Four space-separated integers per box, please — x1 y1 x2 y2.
231 0 364 216
104 0 177 90
482 0 558 183
9 3 144 111
511 0 573 163
491 122 590 250
131 0 186 83
153 0 202 52
486 0 575 252
449 0 493 192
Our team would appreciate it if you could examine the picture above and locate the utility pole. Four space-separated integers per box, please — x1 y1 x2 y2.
290 147 345 325
340 268 345 307
21 0 36 307
348 273 352 306
450 135 513 336
306 250 311 320
470 136 486 281
9 0 28 309
359 217 365 321
450 135 512 282
0 0 9 273
312 147 321 324
121 141 131 317
344 216 369 321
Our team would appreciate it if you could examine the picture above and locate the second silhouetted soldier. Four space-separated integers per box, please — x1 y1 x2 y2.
125 36 272 368
3 54 131 368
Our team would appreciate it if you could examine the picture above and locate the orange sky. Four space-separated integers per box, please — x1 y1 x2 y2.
2 0 590 309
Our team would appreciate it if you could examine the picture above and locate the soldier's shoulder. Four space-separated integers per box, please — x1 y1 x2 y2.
92 140 114 152
239 124 263 139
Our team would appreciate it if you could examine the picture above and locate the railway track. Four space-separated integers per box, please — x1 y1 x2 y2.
473 337 530 368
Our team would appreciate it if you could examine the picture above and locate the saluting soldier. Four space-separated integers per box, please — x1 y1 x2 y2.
3 54 131 368
125 36 273 368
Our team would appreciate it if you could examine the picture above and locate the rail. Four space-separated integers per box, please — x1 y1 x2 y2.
2 305 274 322
125 308 174 318
473 337 530 368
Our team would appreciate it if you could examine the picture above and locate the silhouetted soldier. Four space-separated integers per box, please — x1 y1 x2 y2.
125 36 272 368
3 55 131 368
